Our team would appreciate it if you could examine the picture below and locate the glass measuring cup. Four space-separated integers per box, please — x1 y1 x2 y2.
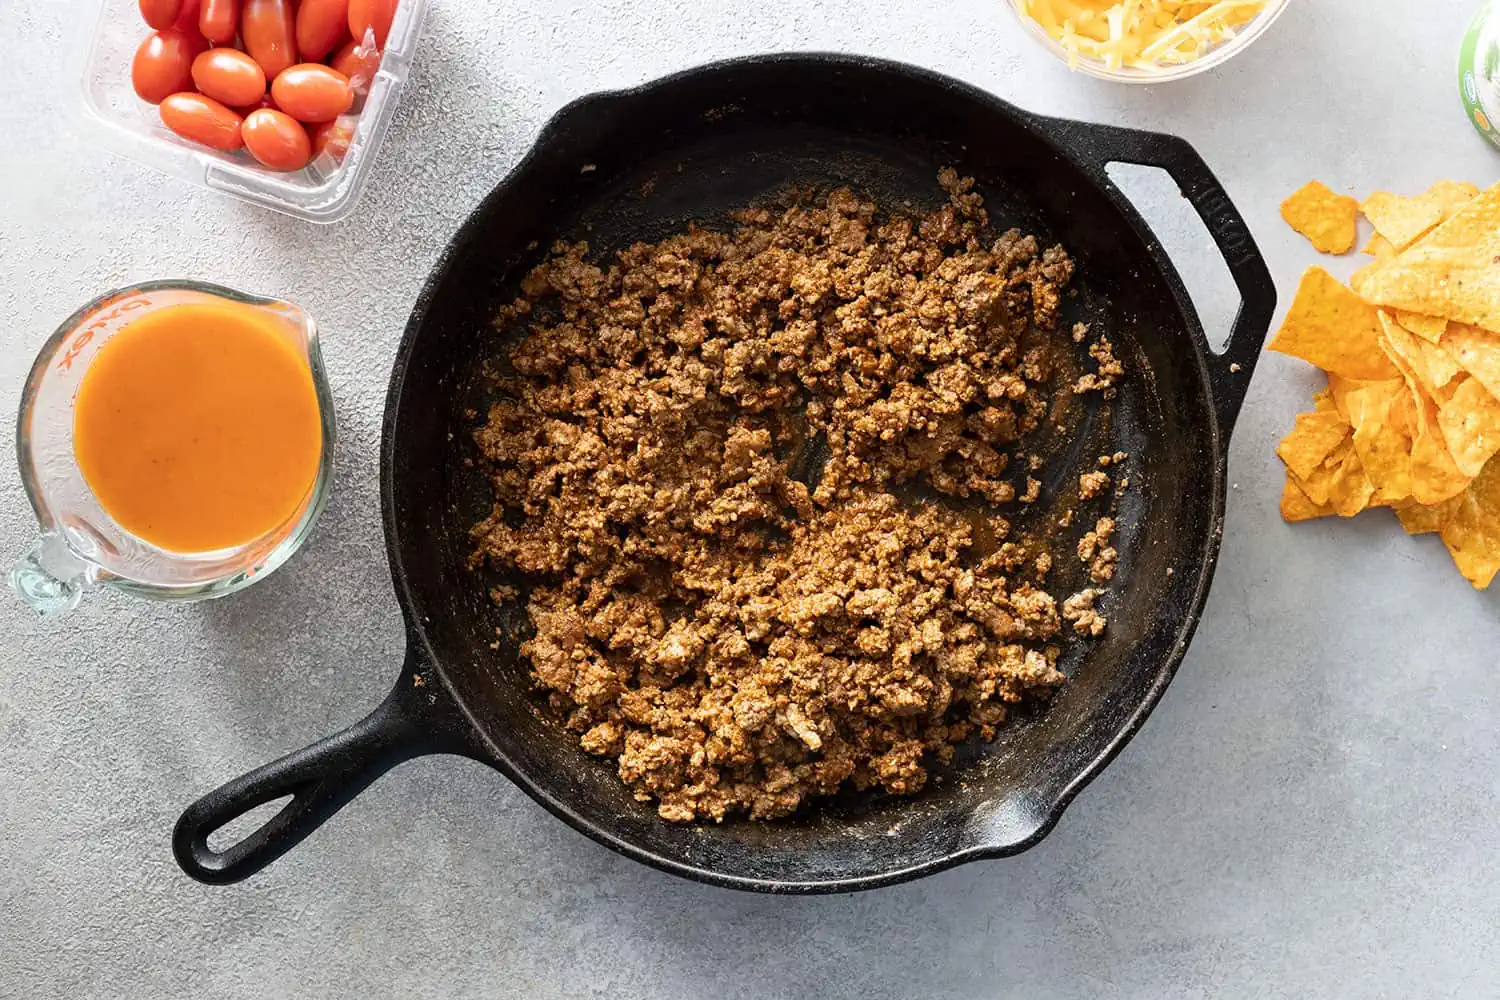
11 281 337 616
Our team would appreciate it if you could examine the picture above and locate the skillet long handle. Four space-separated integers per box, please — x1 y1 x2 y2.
1052 121 1277 437
173 655 450 885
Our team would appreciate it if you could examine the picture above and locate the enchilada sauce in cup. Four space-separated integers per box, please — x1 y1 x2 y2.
11 281 335 615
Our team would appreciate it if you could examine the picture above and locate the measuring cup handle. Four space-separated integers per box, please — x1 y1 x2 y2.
9 532 98 617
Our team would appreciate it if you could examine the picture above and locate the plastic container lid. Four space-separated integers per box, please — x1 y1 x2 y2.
1460 0 1500 151
74 0 427 223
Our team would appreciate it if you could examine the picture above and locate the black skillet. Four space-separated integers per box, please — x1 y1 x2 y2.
174 54 1275 893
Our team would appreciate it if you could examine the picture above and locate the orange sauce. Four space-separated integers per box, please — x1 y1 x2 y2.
72 300 323 554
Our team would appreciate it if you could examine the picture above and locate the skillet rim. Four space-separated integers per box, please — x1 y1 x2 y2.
382 51 1245 894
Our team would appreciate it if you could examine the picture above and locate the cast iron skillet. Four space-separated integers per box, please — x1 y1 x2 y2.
174 54 1275 893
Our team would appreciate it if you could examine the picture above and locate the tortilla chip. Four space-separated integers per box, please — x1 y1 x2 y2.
1393 497 1459 535
1368 344 1474 505
1408 389 1474 505
1352 182 1500 331
1323 442 1378 517
1276 410 1353 481
1440 455 1500 587
1341 378 1414 503
1290 438 1376 517
1436 375 1500 477
1350 257 1384 289
1363 234 1396 259
1359 181 1481 252
1378 313 1429 385
1327 374 1380 421
1393 310 1449 343
1281 476 1333 522
1282 181 1359 254
1439 323 1500 400
1378 312 1461 396
1360 190 1445 250
1416 338 1462 391
1271 180 1496 585
1427 180 1483 220
1269 268 1401 381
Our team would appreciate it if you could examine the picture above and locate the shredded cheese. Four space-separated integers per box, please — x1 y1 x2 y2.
1016 0 1268 72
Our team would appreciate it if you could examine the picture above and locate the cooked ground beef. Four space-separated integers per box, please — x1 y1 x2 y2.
472 170 1121 822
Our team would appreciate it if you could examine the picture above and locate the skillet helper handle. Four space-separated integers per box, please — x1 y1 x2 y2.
173 688 422 885
1067 122 1277 435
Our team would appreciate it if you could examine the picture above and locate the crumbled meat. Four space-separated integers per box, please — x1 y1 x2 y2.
1079 470 1110 499
1078 517 1118 584
1062 588 1108 637
1076 335 1124 395
472 173 1122 822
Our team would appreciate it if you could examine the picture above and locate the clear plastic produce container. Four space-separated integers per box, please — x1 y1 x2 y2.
74 0 428 223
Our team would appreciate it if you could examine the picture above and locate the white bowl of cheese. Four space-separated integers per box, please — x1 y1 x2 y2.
1007 0 1290 82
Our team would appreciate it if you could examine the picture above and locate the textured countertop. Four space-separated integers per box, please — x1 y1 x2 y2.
5 1 1500 997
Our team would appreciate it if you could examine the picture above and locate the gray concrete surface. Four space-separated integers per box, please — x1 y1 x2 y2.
4 0 1499 996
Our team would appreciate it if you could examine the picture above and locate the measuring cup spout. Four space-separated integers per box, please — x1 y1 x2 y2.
9 532 98 617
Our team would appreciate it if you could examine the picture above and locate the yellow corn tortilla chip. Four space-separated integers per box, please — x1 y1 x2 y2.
1269 268 1401 381
1393 497 1460 535
1350 257 1383 289
1436 375 1500 477
1428 179 1483 219
1324 442 1378 517
1327 374 1383 422
1363 234 1396 259
1379 312 1461 396
1359 181 1481 252
1408 389 1474 505
1378 313 1430 387
1341 378 1414 503
1363 341 1474 505
1393 310 1449 343
1281 476 1333 522
1290 438 1376 517
1439 323 1500 400
1282 181 1359 254
1361 190 1445 250
1440 455 1500 588
1313 387 1337 413
1276 410 1353 482
1417 338 1462 390
1352 182 1500 331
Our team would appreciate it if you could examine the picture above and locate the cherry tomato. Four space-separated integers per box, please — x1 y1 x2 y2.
231 94 279 116
347 0 397 49
172 0 202 31
241 109 312 171
197 0 238 44
139 0 183 30
159 93 244 151
296 0 350 61
270 64 353 123
309 117 355 162
191 48 266 107
242 0 298 79
131 30 205 105
330 38 381 90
